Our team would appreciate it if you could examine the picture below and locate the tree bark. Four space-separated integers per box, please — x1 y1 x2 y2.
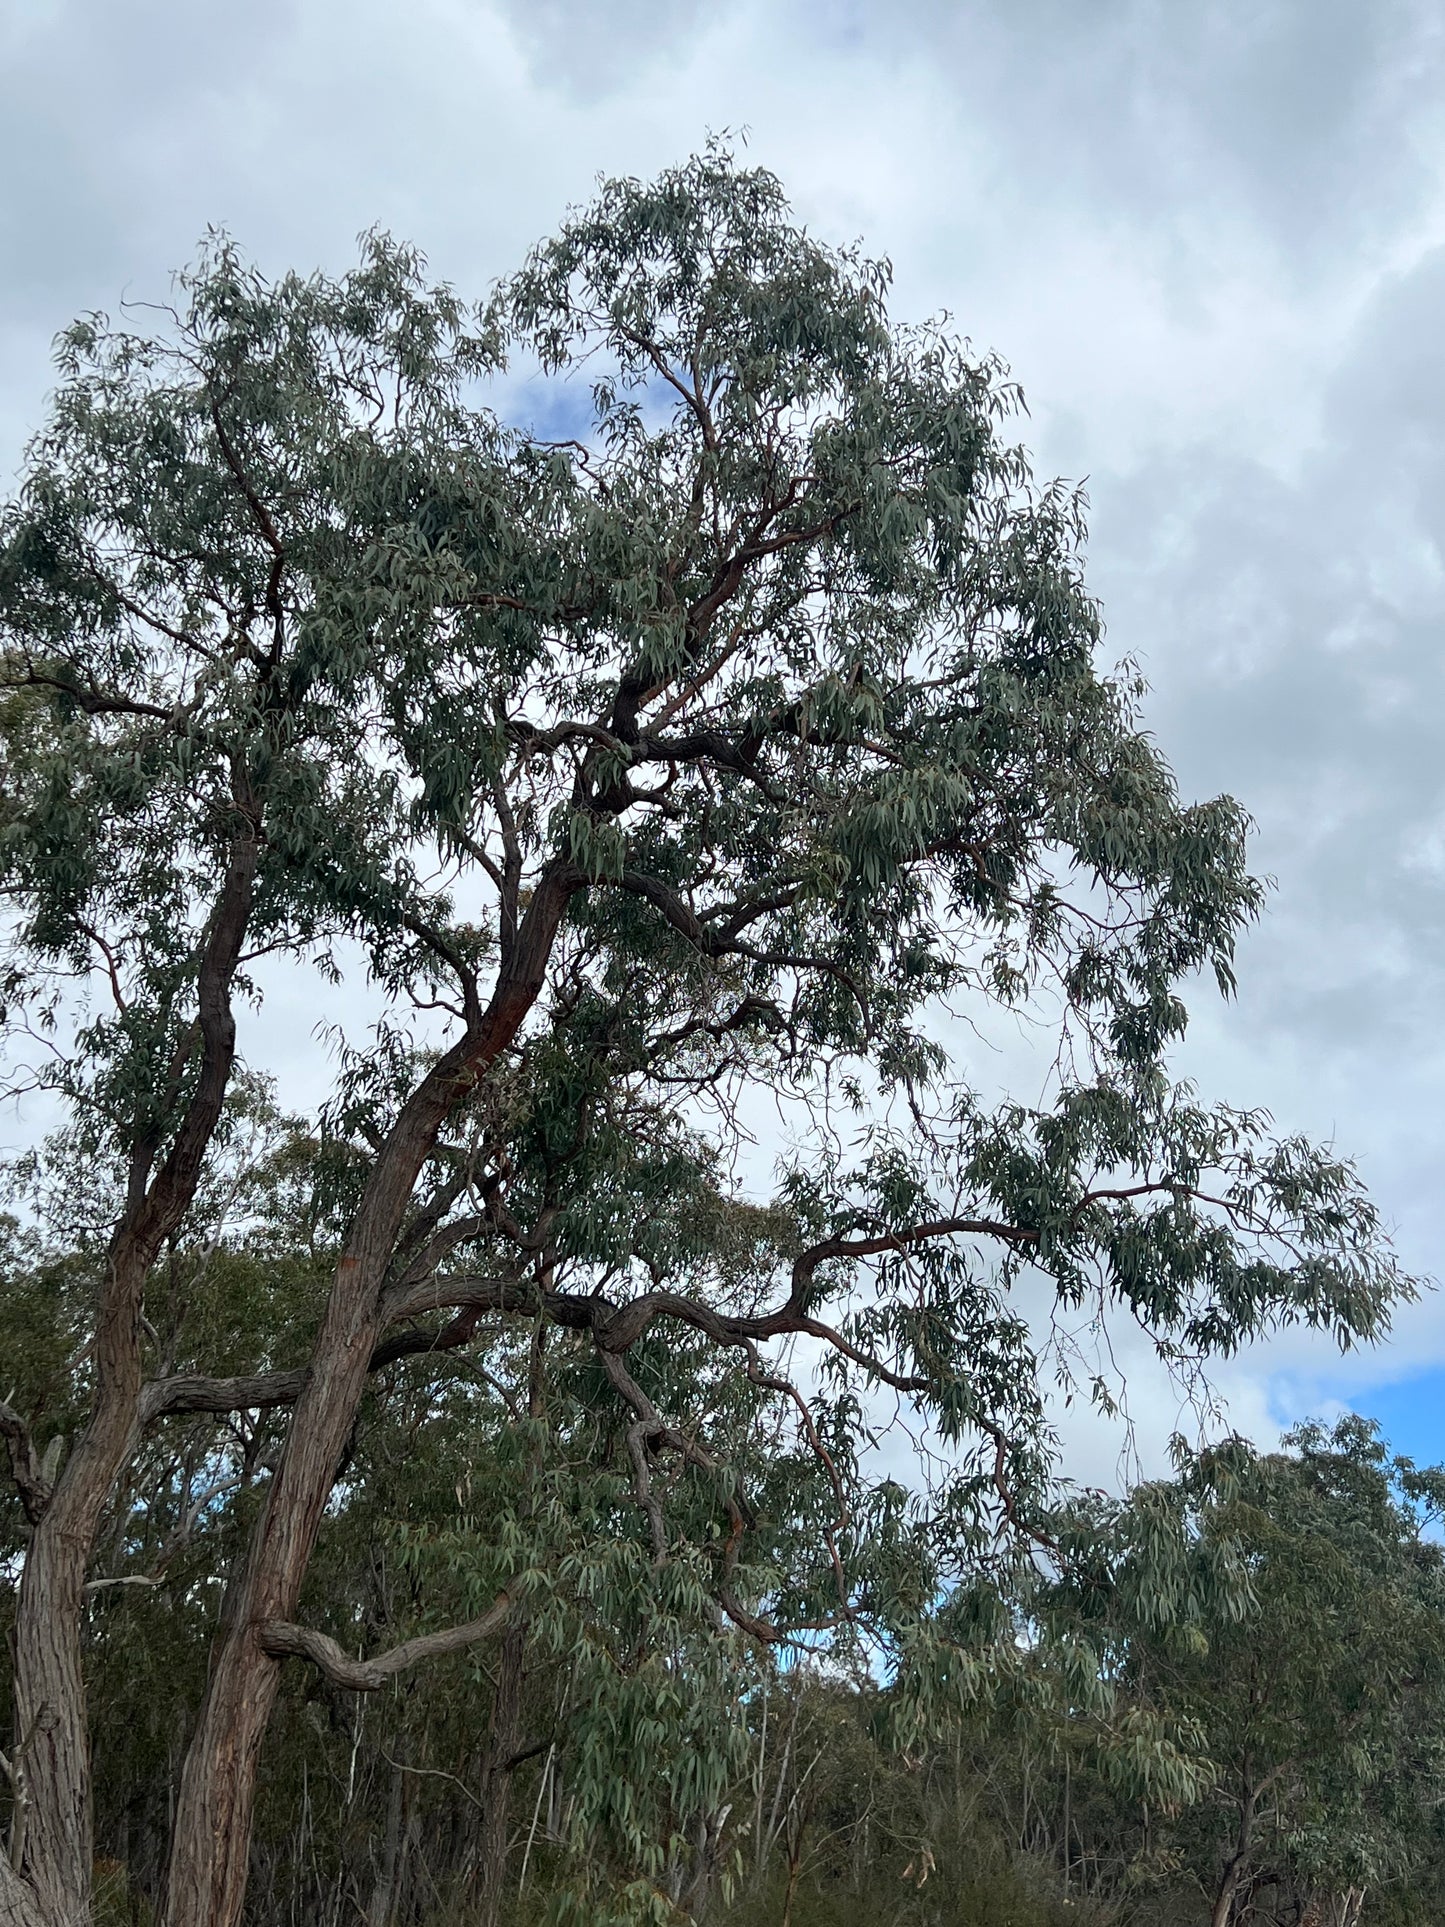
0 1857 50 1927
1302 1888 1367 1927
7 832 257 1927
779 1837 803 1927
473 1619 527 1927
366 1758 405 1927
160 866 578 1927
1211 1855 1243 1926
680 1803 732 1923
1210 1779 1257 1927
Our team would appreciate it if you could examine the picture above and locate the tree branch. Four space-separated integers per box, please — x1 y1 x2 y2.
140 1272 532 1421
0 1398 52 1526
140 1369 309 1423
257 1592 512 1692
208 397 286 656
786 1216 1039 1314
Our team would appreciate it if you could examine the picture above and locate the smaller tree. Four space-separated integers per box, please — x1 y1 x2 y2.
1040 1420 1445 1927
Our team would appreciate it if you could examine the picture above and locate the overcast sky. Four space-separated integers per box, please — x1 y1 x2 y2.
4 0 1445 1485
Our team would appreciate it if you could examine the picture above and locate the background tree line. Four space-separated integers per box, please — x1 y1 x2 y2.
4 1176 1443 1927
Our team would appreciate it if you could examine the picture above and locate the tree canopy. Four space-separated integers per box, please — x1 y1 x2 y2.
0 147 1417 1927
1036 1420 1445 1927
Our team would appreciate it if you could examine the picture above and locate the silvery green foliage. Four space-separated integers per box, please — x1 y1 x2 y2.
0 147 1417 1916
1032 1421 1445 1915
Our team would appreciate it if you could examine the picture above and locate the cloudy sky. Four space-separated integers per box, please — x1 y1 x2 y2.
4 0 1445 1484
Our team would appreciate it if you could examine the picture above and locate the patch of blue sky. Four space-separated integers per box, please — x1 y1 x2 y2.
484 359 598 445
1343 1368 1445 1471
1266 1365 1445 1471
481 346 689 451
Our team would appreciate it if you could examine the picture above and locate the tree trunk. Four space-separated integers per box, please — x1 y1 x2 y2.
680 1803 732 1923
156 1263 390 1927
473 1620 526 1927
779 1839 802 1927
10 1390 143 1924
1211 1864 1242 1927
1302 1888 1367 1927
367 1758 405 1927
7 833 257 1927
0 1858 50 1927
161 869 576 1927
1210 1780 1257 1927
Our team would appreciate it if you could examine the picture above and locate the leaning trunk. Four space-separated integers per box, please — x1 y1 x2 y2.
157 1264 392 1927
5 835 257 1927
161 873 574 1927
1210 1864 1243 1927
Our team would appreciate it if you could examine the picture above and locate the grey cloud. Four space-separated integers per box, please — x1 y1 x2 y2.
490 0 1444 286
915 0 1445 283
1065 241 1445 1328
1 0 298 319
1090 241 1445 1062
0 0 605 473
493 0 708 95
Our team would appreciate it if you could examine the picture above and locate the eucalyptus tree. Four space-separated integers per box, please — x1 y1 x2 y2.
0 148 1412 1927
1038 1422 1445 1926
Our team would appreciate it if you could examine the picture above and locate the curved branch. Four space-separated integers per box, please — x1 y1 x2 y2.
138 1203 1056 1429
258 1591 512 1692
140 1269 538 1423
786 1216 1039 1314
1 662 176 723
